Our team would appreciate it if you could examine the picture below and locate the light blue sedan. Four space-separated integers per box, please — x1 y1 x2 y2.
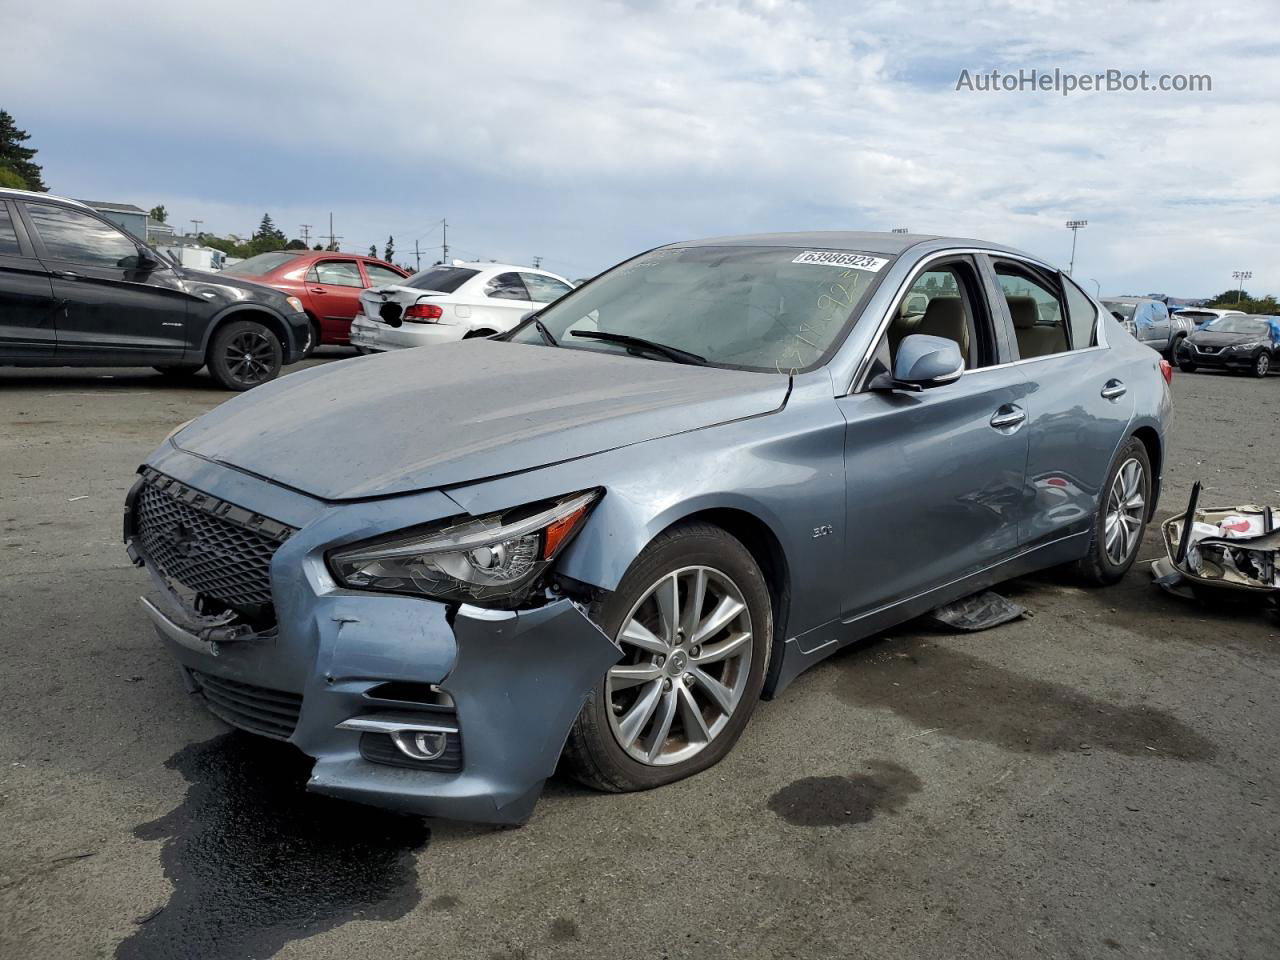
125 232 1172 823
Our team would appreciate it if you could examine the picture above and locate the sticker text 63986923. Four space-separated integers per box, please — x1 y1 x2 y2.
792 250 889 272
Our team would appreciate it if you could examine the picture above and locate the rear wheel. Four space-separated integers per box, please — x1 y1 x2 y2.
206 320 283 391
1253 351 1271 378
563 523 772 793
1076 438 1151 586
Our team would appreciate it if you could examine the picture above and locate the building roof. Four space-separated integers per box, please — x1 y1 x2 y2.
78 200 147 214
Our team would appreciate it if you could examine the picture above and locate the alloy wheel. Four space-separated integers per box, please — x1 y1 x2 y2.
606 565 753 766
225 330 276 385
1257 354 1270 377
1104 457 1146 565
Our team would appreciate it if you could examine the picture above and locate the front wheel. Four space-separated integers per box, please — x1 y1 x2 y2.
1253 351 1271 378
563 522 772 793
1178 359 1196 373
300 320 319 359
206 320 283 391
1076 438 1152 586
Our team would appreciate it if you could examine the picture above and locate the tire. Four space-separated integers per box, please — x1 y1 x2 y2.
1252 351 1271 378
1177 359 1196 373
563 522 773 793
463 328 499 339
1168 335 1186 361
1075 437 1152 586
206 320 283 391
354 346 375 356
300 319 319 359
153 364 202 378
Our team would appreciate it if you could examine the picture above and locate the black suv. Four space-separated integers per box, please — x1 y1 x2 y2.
0 189 310 390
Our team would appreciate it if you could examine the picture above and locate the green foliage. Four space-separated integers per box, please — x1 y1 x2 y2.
368 245 377 257
1205 290 1279 314
149 204 167 223
0 110 46 191
384 235 395 263
285 238 308 250
0 166 25 189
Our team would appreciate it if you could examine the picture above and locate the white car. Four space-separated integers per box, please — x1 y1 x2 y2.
1173 307 1245 328
351 261 575 352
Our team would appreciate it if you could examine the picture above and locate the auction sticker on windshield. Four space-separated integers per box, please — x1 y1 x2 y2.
792 250 889 271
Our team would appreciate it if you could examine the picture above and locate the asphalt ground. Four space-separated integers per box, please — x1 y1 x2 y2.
2 349 1277 960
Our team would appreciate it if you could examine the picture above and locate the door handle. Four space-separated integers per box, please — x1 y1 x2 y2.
54 270 80 280
990 404 1025 430
309 286 326 294
1101 380 1127 400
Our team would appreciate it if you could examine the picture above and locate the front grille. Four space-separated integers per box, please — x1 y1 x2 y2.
133 468 295 618
1198 345 1219 354
192 671 303 740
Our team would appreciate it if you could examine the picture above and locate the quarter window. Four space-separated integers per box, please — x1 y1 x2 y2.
485 272 530 301
519 272 573 304
994 264 1069 359
1062 276 1099 349
0 206 20 255
308 260 363 287
26 203 140 268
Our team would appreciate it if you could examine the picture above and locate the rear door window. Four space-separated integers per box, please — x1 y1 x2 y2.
0 205 21 255
993 263 1070 359
307 260 363 287
485 272 531 301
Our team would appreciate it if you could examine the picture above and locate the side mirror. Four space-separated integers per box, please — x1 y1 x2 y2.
870 334 965 393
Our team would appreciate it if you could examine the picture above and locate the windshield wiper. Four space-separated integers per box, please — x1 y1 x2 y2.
570 330 707 365
532 317 559 347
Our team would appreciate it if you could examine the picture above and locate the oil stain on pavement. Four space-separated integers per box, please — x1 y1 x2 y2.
836 639 1216 761
769 760 922 826
116 732 429 960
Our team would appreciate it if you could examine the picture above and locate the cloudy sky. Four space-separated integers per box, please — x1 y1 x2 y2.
3 0 1276 296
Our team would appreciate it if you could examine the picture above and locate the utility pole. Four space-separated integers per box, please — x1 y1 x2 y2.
1232 270 1252 303
414 239 421 271
189 218 203 237
326 212 343 252
300 224 312 247
532 256 542 269
1065 220 1088 275
441 218 449 263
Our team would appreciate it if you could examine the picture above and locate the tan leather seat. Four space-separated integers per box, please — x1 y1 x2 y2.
915 296 970 359
1008 295 1067 358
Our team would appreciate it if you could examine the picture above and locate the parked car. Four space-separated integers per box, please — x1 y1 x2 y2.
0 188 309 390
350 261 574 352
1175 313 1280 377
1101 296 1196 357
126 231 1170 823
224 250 409 355
1172 307 1246 329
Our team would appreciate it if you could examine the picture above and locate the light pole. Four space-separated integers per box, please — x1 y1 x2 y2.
1065 220 1087 275
1232 270 1252 303
1087 277 1101 296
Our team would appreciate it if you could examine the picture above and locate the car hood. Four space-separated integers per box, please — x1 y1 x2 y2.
176 267 290 306
171 340 789 500
1189 330 1264 347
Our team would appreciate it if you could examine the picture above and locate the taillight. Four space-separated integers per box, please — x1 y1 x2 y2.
404 303 443 322
1159 358 1174 385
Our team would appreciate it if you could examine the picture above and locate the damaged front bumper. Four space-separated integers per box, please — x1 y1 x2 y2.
126 451 620 825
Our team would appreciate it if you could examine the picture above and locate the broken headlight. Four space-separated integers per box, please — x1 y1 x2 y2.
328 490 600 606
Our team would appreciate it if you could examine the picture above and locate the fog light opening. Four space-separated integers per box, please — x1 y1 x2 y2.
391 729 449 761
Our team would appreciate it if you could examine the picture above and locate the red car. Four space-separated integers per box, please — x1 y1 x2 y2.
223 251 410 354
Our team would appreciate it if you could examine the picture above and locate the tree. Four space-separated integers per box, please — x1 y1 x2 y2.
368 245 377 257
0 110 46 191
0 167 25 189
384 235 395 263
285 238 307 250
248 213 288 256
313 243 324 251
149 205 167 223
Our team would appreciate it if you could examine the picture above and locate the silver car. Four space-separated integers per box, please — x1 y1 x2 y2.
125 232 1171 823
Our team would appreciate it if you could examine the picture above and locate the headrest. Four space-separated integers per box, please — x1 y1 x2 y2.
1007 296 1039 329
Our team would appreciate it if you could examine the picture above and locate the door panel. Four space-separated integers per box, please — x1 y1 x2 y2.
306 259 365 342
1017 349 1134 548
836 368 1031 619
0 201 57 359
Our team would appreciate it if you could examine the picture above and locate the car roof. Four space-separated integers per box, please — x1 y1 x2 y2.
670 230 1029 259
1100 296 1155 303
0 187 91 210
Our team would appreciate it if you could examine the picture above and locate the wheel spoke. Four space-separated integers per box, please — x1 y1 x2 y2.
693 595 745 644
694 630 751 665
1104 515 1122 556
618 680 663 749
654 574 679 644
688 665 734 716
619 619 667 655
681 567 707 639
645 689 679 762
676 683 711 743
608 662 663 690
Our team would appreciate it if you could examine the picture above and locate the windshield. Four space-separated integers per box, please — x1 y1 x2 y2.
401 266 478 292
1204 316 1270 336
222 251 302 276
509 245 891 372
1101 300 1136 320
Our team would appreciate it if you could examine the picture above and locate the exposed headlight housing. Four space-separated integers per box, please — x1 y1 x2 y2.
328 490 600 606
285 295 306 313
1232 340 1263 350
